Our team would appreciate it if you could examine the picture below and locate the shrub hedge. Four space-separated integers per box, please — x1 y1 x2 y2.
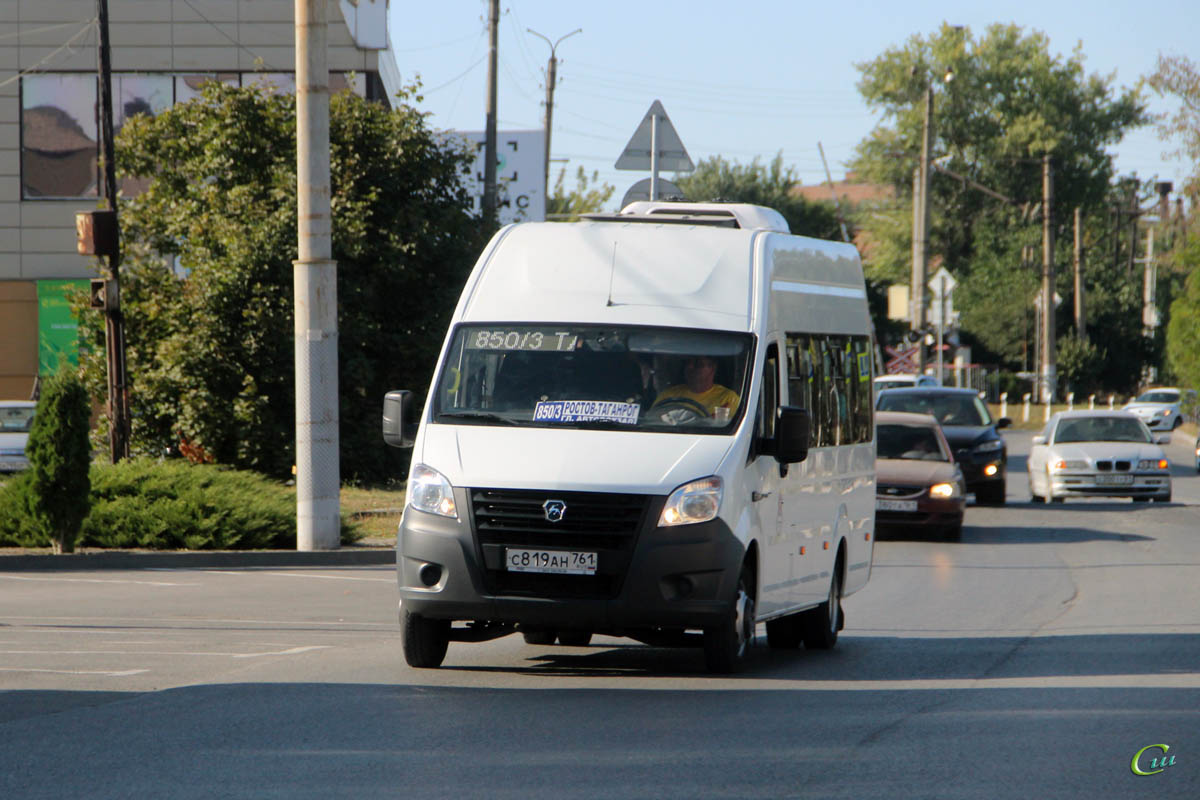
0 459 361 550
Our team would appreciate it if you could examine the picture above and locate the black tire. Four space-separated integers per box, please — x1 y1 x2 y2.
703 565 756 673
522 629 557 645
401 608 450 669
1050 496 1065 504
976 481 1006 506
1153 493 1172 504
765 614 802 649
1132 497 1151 503
1172 416 1182 430
800 558 842 650
557 631 593 647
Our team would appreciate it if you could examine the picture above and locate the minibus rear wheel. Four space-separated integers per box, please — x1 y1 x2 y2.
800 557 842 650
401 608 450 668
703 565 755 673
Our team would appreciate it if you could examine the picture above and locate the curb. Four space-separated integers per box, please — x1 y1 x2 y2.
0 547 396 571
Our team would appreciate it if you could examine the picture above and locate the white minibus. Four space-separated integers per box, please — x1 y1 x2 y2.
383 201 875 672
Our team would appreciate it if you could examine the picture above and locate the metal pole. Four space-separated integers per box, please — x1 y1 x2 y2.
1041 154 1056 404
482 0 499 228
649 113 659 201
96 0 129 463
913 84 933 373
294 0 340 550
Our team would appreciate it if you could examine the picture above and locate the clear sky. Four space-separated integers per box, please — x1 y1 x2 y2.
386 1 1196 211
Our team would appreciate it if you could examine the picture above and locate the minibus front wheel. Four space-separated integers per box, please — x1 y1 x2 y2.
703 564 755 673
401 608 450 668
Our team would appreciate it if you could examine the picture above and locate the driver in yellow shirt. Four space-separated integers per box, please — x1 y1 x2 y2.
652 356 740 418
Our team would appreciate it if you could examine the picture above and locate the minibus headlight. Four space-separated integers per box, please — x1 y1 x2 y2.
407 464 458 519
659 477 722 527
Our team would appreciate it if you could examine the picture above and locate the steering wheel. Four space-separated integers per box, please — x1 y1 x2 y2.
648 397 710 425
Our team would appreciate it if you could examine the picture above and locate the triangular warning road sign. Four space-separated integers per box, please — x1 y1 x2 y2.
614 100 694 172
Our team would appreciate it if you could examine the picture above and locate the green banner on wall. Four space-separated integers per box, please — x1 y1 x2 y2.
37 280 88 375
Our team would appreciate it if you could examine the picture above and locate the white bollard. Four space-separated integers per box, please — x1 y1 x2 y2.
1000 392 1008 420
1108 395 1115 410
1044 401 1051 423
1067 392 1074 412
1023 392 1031 422
1089 394 1095 410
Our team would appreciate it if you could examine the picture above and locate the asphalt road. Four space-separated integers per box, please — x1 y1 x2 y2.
1 430 1197 798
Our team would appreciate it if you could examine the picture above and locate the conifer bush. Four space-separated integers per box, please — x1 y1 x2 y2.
24 365 92 553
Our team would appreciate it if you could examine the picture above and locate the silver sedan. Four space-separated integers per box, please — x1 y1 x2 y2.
1028 410 1172 503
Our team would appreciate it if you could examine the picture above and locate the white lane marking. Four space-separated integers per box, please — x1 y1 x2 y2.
0 575 198 587
0 615 394 628
0 645 332 657
0 667 148 676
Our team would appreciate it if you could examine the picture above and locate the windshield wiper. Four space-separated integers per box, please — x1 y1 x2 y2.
437 411 518 426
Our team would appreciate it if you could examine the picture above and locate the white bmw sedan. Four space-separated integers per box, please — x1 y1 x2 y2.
1028 410 1172 504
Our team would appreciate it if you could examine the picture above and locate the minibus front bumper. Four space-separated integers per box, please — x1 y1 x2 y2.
395 488 745 633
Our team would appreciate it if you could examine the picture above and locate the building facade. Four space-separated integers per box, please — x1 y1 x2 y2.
0 0 387 398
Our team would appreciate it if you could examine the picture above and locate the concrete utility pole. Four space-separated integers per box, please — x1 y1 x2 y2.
294 0 340 550
1040 154 1056 404
96 0 130 463
528 27 581 206
482 0 499 229
911 84 933 373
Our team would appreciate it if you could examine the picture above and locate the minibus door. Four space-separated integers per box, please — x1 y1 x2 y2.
752 343 789 617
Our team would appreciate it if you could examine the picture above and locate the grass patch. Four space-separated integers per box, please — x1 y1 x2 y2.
340 483 405 541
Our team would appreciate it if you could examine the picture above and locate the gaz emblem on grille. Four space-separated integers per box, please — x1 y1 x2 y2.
542 499 567 523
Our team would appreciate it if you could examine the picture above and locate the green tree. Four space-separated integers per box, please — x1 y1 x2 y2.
852 23 1149 374
25 364 92 553
79 81 481 483
1150 53 1200 390
675 154 843 240
547 166 615 220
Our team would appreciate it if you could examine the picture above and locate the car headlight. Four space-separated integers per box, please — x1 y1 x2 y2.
973 439 1004 453
1160 409 1172 417
1052 459 1088 471
1137 459 1169 470
929 482 959 499
407 463 458 518
659 476 722 526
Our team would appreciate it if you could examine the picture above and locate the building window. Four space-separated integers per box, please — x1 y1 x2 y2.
21 74 98 199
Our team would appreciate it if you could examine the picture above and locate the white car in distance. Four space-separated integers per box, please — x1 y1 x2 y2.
1028 410 1172 504
1122 387 1190 431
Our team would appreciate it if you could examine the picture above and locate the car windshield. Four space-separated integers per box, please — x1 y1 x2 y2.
874 379 913 392
1054 417 1151 444
876 423 947 461
875 393 992 426
0 406 35 433
431 325 753 434
1134 391 1179 404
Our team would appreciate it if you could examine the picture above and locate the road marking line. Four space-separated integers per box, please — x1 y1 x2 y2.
0 574 198 586
0 645 333 657
0 667 149 676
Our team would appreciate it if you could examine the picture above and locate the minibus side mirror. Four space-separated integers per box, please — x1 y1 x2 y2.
774 406 809 464
996 417 1012 430
382 390 417 448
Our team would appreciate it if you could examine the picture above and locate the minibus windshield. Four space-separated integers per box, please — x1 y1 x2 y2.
432 325 754 433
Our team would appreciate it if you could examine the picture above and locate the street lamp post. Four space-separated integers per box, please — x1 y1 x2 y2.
527 27 582 208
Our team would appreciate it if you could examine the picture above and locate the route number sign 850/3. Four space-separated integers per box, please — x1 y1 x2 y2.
506 548 597 575
466 329 578 352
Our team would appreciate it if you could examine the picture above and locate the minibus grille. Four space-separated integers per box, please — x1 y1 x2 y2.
470 488 650 598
